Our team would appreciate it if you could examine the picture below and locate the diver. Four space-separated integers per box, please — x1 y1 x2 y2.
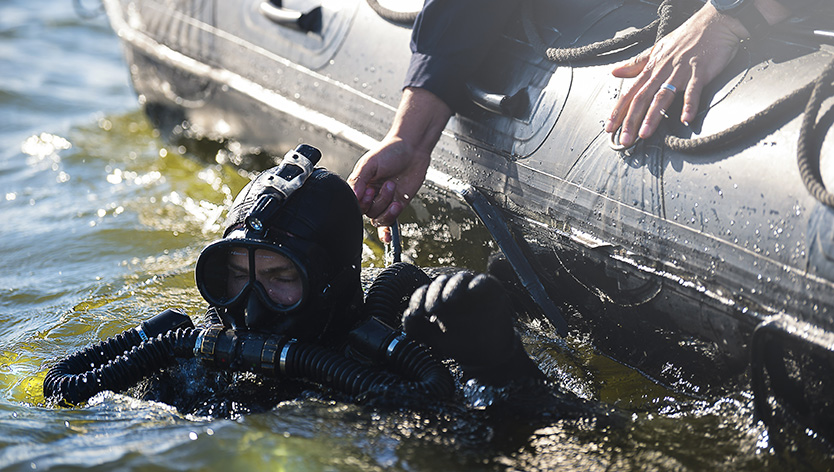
43 144 554 418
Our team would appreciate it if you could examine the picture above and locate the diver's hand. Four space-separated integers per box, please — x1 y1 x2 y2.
403 271 544 385
348 87 451 235
604 2 750 147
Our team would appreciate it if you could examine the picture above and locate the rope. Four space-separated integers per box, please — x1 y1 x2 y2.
365 0 418 25
797 59 834 207
522 0 657 62
522 0 834 207
665 81 815 152
523 0 702 64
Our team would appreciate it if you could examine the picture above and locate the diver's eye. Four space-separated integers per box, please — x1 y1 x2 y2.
226 266 251 295
270 274 300 284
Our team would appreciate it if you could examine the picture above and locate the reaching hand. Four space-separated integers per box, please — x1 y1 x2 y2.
604 3 751 148
348 87 452 235
403 272 544 384
348 135 431 229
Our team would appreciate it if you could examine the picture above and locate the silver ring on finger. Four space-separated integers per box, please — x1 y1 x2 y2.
660 82 677 94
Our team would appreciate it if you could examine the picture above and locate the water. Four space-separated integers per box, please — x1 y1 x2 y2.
0 1 831 470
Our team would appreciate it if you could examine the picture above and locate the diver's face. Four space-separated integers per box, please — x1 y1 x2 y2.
227 249 303 306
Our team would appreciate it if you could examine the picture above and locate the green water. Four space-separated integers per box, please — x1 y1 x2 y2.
0 1 831 470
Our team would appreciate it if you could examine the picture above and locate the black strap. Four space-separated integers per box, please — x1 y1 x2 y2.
734 1 770 38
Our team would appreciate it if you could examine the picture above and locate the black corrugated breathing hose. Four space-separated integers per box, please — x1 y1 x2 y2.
198 320 455 399
43 319 198 405
44 306 454 405
362 262 431 328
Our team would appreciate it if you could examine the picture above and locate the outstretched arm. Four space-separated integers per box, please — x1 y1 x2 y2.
348 87 452 230
604 0 793 148
349 0 522 238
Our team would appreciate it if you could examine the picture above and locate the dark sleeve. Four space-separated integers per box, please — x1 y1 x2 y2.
404 0 522 112
781 0 825 11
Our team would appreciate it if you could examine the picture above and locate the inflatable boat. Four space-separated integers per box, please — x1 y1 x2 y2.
102 0 834 438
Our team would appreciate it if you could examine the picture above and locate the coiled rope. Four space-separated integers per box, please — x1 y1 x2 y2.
365 0 418 25
797 59 834 207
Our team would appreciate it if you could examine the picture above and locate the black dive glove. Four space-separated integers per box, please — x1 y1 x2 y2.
402 271 545 386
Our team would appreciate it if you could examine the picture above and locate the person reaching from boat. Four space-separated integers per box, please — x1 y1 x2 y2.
43 144 552 417
349 0 518 240
605 0 822 148
348 87 452 241
349 0 823 238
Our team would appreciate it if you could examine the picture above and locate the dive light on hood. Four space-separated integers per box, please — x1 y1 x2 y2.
195 144 364 338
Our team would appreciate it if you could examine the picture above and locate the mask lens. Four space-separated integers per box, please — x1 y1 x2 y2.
197 242 306 311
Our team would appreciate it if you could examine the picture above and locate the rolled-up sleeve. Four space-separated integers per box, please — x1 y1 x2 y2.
404 0 522 112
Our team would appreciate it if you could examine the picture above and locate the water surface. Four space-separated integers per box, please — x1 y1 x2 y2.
0 1 830 470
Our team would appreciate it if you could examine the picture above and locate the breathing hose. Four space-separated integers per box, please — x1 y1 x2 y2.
198 319 454 399
42 309 197 405
44 273 454 405
362 262 431 328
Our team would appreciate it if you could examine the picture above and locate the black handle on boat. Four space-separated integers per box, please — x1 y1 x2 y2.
259 1 322 34
459 185 568 336
465 84 529 119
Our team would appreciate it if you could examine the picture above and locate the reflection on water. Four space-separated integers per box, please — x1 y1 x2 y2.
0 1 832 470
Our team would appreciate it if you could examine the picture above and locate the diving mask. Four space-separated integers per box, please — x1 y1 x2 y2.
195 234 310 315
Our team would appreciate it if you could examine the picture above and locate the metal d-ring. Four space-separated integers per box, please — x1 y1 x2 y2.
609 125 641 152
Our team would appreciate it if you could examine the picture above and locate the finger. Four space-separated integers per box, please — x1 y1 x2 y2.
467 273 504 299
606 82 640 134
405 284 429 313
606 59 654 133
610 49 650 78
440 271 475 306
377 225 391 243
355 187 376 214
365 181 396 220
638 80 681 140
404 283 446 341
613 53 668 144
348 163 379 214
347 170 366 200
681 67 705 127
370 200 404 228
403 307 445 343
619 85 653 147
423 275 451 314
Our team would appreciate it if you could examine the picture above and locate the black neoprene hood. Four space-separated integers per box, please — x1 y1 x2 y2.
223 167 364 280
196 162 364 336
